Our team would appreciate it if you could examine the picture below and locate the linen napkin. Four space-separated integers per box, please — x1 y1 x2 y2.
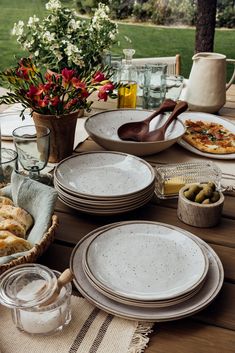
0 296 153 353
0 172 57 265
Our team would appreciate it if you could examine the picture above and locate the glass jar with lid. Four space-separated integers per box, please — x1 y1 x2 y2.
0 263 72 335
155 161 222 199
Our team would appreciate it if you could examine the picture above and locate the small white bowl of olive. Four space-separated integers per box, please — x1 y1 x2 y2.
177 182 224 227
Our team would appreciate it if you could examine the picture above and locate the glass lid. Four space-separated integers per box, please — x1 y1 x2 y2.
0 264 57 308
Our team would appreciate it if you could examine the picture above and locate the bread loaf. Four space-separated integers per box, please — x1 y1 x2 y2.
0 231 32 257
0 196 14 206
0 205 33 232
0 219 26 238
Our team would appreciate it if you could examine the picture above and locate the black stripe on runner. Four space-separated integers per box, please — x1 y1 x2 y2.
68 307 100 353
89 314 114 353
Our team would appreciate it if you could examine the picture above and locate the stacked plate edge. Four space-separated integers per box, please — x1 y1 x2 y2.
54 151 155 215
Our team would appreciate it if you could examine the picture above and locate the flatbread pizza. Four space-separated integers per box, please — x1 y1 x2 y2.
182 120 235 154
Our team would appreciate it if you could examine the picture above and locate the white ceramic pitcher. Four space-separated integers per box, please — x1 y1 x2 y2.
185 52 235 113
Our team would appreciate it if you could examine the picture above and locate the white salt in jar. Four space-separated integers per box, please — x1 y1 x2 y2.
0 264 72 335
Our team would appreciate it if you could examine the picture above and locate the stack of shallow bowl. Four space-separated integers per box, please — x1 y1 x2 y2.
70 221 224 321
54 151 155 215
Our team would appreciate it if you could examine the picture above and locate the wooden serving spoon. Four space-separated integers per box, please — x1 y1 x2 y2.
40 268 74 307
140 101 188 142
117 99 177 141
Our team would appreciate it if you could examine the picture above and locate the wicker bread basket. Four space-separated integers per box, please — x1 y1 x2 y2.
0 214 58 275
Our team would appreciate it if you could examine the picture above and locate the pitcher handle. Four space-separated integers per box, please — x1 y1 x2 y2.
226 59 235 90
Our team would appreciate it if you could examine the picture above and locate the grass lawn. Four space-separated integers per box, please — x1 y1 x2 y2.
0 0 234 79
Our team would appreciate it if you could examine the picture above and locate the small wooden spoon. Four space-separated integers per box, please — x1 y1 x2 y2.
117 99 177 141
40 268 74 307
140 101 188 142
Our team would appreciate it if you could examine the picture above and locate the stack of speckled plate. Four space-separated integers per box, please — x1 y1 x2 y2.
54 151 155 215
70 221 224 322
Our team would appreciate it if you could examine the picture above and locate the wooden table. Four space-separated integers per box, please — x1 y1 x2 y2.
31 85 235 352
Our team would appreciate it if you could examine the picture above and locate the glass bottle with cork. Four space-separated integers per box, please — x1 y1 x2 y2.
117 49 137 109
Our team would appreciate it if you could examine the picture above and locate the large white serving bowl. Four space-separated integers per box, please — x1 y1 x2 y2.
85 109 186 156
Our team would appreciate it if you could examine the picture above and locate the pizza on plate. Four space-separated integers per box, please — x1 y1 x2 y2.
182 119 235 154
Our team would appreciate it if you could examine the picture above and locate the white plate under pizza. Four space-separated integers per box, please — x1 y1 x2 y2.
178 112 235 160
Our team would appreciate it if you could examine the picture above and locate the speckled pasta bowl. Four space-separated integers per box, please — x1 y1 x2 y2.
85 109 186 156
54 151 155 215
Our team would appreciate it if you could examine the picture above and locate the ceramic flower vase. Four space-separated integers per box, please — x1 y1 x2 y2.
32 110 83 163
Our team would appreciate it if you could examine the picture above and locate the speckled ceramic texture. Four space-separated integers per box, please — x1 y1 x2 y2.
84 222 209 301
54 178 155 206
57 190 154 215
85 109 186 156
70 221 224 321
54 151 155 198
54 175 155 205
83 265 205 308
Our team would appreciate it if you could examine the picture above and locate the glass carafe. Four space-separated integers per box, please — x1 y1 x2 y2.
120 49 137 82
117 49 138 108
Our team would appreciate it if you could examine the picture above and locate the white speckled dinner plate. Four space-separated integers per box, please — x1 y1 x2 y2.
83 265 205 308
70 221 224 322
0 111 32 140
54 151 155 199
84 221 209 301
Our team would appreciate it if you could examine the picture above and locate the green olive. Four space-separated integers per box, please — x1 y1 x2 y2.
184 184 202 201
207 182 216 191
202 198 211 204
195 190 207 203
203 186 214 198
184 189 195 201
210 191 220 203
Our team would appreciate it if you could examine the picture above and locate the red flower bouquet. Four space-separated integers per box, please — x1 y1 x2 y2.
0 58 116 118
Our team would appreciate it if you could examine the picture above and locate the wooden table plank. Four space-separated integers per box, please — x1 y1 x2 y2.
54 204 235 249
146 320 235 353
154 194 235 220
195 282 235 331
210 244 235 283
219 106 235 118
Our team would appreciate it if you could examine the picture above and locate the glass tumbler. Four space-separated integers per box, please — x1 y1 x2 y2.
0 148 18 186
110 55 123 92
165 75 184 100
13 125 50 183
0 264 72 335
135 65 151 108
143 64 167 109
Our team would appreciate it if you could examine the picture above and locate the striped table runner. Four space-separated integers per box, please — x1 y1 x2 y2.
0 296 153 353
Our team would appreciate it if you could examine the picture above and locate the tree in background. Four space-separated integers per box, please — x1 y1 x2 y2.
217 0 235 27
195 0 217 52
75 0 135 18
74 0 234 28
